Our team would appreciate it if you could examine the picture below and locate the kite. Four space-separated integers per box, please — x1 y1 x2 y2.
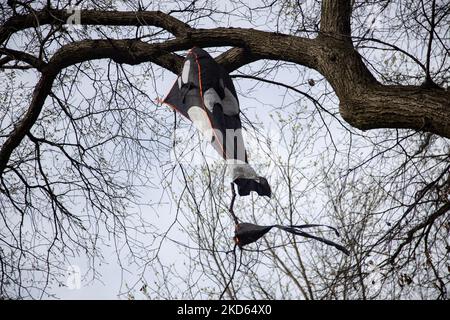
234 222 350 255
162 47 271 197
162 48 348 256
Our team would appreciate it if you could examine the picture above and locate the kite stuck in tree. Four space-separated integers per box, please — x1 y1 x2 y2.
162 47 271 197
163 48 348 256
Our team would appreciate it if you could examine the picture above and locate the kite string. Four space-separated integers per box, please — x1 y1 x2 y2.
229 182 239 225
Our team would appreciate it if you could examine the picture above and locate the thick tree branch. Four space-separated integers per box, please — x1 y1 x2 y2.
340 84 450 138
216 47 261 73
0 9 191 44
0 71 56 176
48 38 184 73
0 47 46 70
320 0 352 38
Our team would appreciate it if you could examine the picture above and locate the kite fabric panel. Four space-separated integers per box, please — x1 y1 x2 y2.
162 47 271 197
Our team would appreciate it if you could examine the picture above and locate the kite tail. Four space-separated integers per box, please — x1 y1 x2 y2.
288 224 341 237
275 224 350 255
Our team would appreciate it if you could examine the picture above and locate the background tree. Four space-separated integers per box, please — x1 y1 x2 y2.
0 0 448 299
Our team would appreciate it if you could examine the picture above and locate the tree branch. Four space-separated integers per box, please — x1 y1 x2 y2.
0 9 191 44
390 201 450 264
320 0 352 38
0 71 56 176
0 47 47 70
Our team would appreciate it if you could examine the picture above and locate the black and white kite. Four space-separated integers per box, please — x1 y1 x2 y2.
162 47 271 197
162 48 348 256
234 222 350 255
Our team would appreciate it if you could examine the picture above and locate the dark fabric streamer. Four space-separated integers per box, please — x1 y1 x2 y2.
234 222 349 255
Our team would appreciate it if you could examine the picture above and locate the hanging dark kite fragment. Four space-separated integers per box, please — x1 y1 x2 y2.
162 47 271 197
234 222 350 255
